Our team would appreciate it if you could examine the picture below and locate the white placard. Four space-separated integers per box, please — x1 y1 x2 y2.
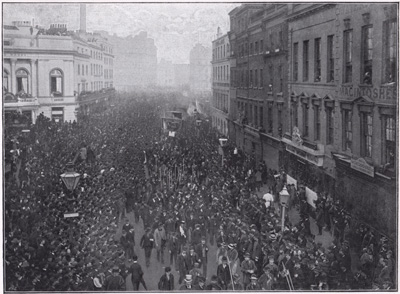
305 187 318 208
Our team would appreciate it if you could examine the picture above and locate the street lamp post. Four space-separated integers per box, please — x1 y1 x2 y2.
60 162 81 192
279 185 290 233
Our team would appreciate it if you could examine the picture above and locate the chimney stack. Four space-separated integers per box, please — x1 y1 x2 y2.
80 4 86 32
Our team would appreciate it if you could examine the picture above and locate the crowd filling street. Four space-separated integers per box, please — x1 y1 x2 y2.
4 92 396 291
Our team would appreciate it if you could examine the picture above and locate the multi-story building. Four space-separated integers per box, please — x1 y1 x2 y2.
228 4 289 170
3 7 115 123
285 3 397 235
211 29 230 136
189 43 212 95
108 31 157 91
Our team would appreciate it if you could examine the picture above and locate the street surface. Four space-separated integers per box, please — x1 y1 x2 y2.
115 183 334 290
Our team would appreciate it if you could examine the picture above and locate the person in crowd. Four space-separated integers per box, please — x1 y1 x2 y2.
241 252 256 289
176 249 189 284
205 275 222 290
246 274 261 290
193 276 206 290
179 274 193 290
154 223 167 264
189 262 202 286
129 255 147 291
217 256 232 290
195 236 209 277
103 266 125 291
227 273 244 290
158 266 174 291
140 228 154 267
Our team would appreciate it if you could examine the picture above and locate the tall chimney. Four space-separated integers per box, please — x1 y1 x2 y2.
80 4 86 32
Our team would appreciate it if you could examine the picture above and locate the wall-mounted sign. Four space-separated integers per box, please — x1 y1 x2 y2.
350 157 374 177
340 85 396 101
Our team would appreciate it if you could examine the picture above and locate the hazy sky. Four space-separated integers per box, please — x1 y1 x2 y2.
3 3 239 64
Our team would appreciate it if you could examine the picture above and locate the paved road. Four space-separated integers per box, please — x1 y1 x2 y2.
114 182 334 290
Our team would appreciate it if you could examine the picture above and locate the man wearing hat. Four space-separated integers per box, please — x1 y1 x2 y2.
129 255 147 291
216 242 228 265
158 267 174 291
187 246 199 271
154 223 167 264
291 260 305 289
140 228 154 267
179 275 193 290
246 274 261 290
103 266 125 291
227 273 244 290
189 262 203 286
217 256 232 290
241 252 256 289
191 224 202 246
195 236 209 277
258 267 275 290
227 243 239 275
193 276 206 290
176 249 189 284
205 275 222 290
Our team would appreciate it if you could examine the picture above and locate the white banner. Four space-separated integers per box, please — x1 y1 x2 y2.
306 187 318 208
286 174 297 188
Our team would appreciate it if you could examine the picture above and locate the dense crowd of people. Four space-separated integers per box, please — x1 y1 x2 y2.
4 91 395 291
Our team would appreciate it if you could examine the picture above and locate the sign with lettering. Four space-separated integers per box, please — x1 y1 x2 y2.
340 85 397 101
350 157 374 177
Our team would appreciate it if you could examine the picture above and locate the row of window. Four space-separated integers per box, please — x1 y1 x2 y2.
237 31 284 58
78 81 104 93
232 65 284 92
104 57 114 66
212 43 230 61
237 100 283 135
212 116 228 135
293 35 334 83
3 68 63 95
291 102 395 166
293 19 397 84
104 69 114 79
213 65 230 81
213 92 228 113
77 63 104 76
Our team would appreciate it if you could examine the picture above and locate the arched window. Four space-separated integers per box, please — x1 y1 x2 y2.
3 69 9 92
50 69 63 96
16 68 29 93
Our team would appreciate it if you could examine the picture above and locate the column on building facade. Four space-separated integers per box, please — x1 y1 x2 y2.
30 59 37 97
10 59 17 94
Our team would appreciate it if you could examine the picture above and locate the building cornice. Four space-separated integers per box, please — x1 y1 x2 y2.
4 48 89 59
287 4 336 22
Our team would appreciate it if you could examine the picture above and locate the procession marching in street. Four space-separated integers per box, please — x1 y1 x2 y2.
4 91 395 291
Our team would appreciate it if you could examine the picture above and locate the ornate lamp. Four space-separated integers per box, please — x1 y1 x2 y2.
279 185 290 232
60 162 80 191
219 138 228 147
